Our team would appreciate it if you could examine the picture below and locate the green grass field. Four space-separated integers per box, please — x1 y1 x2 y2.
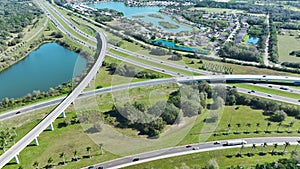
125 145 297 169
109 49 196 76
188 7 244 13
2 83 300 168
278 32 300 63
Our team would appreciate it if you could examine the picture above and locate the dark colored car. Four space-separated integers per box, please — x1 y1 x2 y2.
132 158 140 162
186 144 192 148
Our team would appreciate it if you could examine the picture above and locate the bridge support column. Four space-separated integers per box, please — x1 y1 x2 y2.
34 137 39 146
14 155 19 164
61 111 66 118
49 123 54 131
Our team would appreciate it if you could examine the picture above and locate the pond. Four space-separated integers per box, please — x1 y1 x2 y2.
0 42 87 100
150 39 209 54
88 2 193 33
246 36 259 45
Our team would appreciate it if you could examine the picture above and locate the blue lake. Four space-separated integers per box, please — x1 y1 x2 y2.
246 36 259 45
0 42 87 100
150 39 208 54
89 2 193 32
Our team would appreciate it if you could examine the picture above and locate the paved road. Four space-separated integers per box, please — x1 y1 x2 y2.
0 30 107 168
252 83 300 94
1 75 300 122
84 137 300 169
264 13 270 66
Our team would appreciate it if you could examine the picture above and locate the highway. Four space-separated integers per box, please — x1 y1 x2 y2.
1 75 300 122
0 30 107 168
85 137 300 169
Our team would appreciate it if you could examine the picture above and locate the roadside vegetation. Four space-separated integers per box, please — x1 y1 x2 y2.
125 145 300 169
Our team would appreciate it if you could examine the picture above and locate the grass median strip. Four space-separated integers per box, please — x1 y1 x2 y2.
109 49 200 76
232 83 300 100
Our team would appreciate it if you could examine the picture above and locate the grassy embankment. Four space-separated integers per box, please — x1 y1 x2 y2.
2 83 300 168
278 31 300 63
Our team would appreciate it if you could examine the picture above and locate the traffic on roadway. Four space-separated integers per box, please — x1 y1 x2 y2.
84 137 300 169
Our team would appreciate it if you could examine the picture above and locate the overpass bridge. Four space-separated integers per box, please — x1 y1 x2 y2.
0 32 107 168
177 75 300 84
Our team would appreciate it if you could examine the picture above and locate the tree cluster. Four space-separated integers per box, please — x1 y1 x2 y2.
106 62 162 79
219 43 261 62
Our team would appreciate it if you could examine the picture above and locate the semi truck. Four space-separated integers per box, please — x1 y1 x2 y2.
225 139 247 146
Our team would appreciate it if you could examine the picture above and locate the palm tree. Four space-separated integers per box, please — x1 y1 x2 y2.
227 123 231 133
246 123 251 133
12 127 17 136
86 146 92 158
272 143 278 155
33 161 39 169
287 121 295 133
260 142 267 155
59 152 66 165
237 145 244 157
235 123 241 134
255 122 260 133
99 143 103 155
283 142 290 154
248 144 256 156
73 150 78 161
276 122 282 133
266 122 271 133
294 140 300 153
47 157 53 168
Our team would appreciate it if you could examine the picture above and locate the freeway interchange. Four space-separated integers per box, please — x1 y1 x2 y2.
1 0 300 168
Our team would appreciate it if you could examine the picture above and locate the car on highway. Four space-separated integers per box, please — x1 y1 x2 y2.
214 141 221 145
186 144 192 148
267 94 272 97
88 166 95 169
192 147 200 150
132 157 140 162
251 90 255 93
16 111 21 114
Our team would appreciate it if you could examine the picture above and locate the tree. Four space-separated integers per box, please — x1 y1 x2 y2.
287 121 295 133
237 145 244 157
270 110 287 122
235 123 241 134
272 143 278 155
99 143 103 155
73 150 78 161
293 140 300 155
33 161 39 169
282 142 290 154
245 123 251 133
211 96 224 110
47 157 53 168
276 122 282 133
59 152 66 165
86 146 92 158
248 144 256 156
265 122 272 133
255 122 260 133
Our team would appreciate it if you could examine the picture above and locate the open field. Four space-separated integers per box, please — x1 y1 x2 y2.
2 82 300 168
109 49 196 76
87 56 171 89
125 145 297 169
179 105 300 144
278 32 300 63
188 7 244 13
